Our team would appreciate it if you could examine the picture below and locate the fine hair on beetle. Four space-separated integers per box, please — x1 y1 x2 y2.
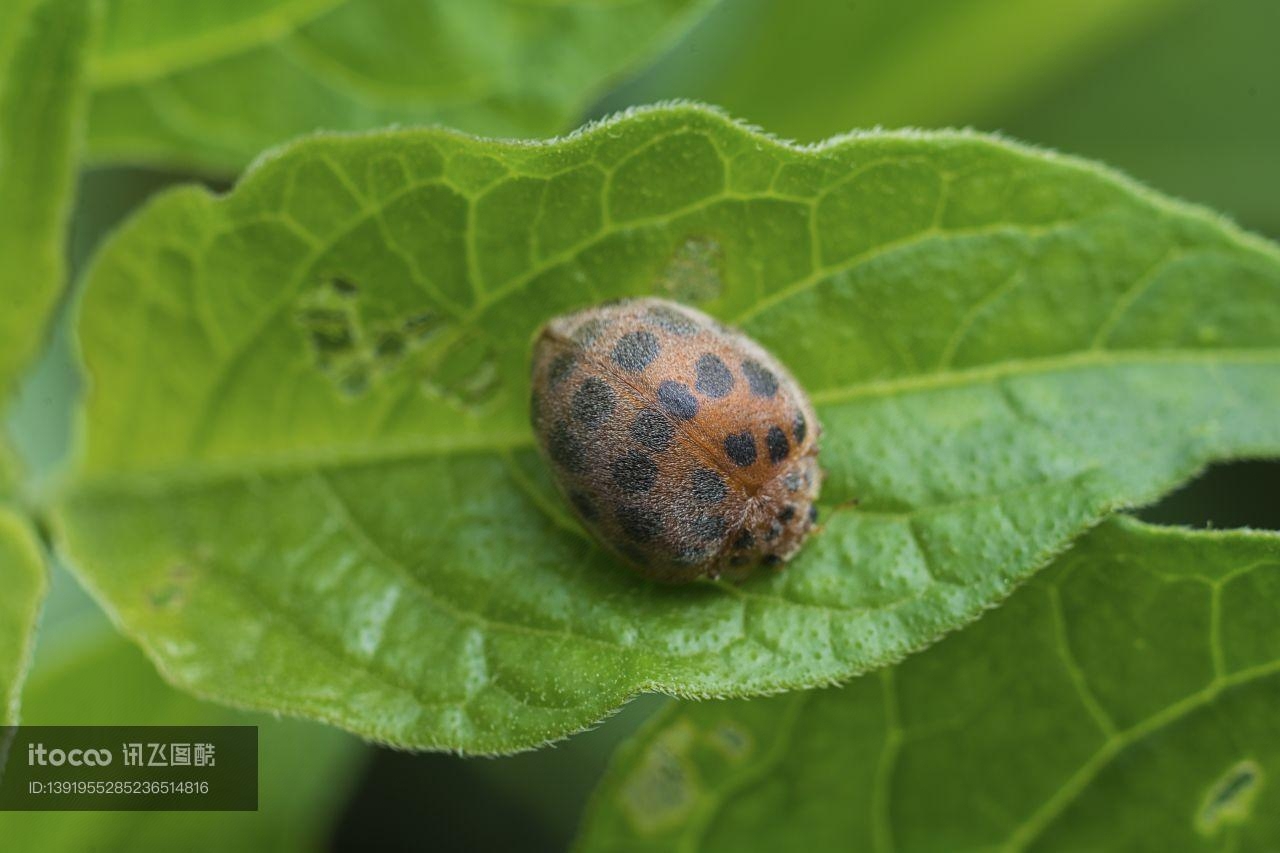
530 297 823 584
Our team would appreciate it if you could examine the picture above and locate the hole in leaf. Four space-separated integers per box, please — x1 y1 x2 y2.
1196 759 1262 835
619 720 700 834
709 723 752 761
296 277 455 397
340 362 371 397
330 276 359 297
298 307 356 354
403 311 444 341
374 330 406 361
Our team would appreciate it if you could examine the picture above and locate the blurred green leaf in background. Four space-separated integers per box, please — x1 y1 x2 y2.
0 0 95 479
0 0 95 724
579 518 1280 852
85 0 716 174
0 510 44 725
601 0 1188 143
606 0 1280 238
1001 0 1280 238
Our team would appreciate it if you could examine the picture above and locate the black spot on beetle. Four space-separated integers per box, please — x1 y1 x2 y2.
658 380 698 420
570 491 598 520
613 330 660 372
762 554 782 566
646 305 699 335
548 353 576 387
630 407 674 452
612 452 658 493
549 423 586 472
690 467 728 504
724 431 757 467
764 521 783 542
693 515 726 541
573 318 610 345
766 426 790 463
808 505 819 523
675 546 713 565
794 410 808 443
572 377 616 428
695 353 734 398
616 505 662 542
742 359 778 397
732 529 755 550
778 505 797 523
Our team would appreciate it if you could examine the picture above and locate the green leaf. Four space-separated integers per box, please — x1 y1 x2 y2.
0 0 95 403
999 0 1280 237
0 0 95 499
0 442 15 495
56 105 1280 753
0 0 95 720
602 0 1185 142
7 621 363 852
0 508 46 725
577 517 1280 851
85 0 713 174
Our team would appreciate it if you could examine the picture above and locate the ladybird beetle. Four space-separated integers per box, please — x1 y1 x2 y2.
530 298 822 583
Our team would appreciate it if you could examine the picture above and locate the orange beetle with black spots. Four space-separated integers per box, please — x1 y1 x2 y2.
530 298 822 583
